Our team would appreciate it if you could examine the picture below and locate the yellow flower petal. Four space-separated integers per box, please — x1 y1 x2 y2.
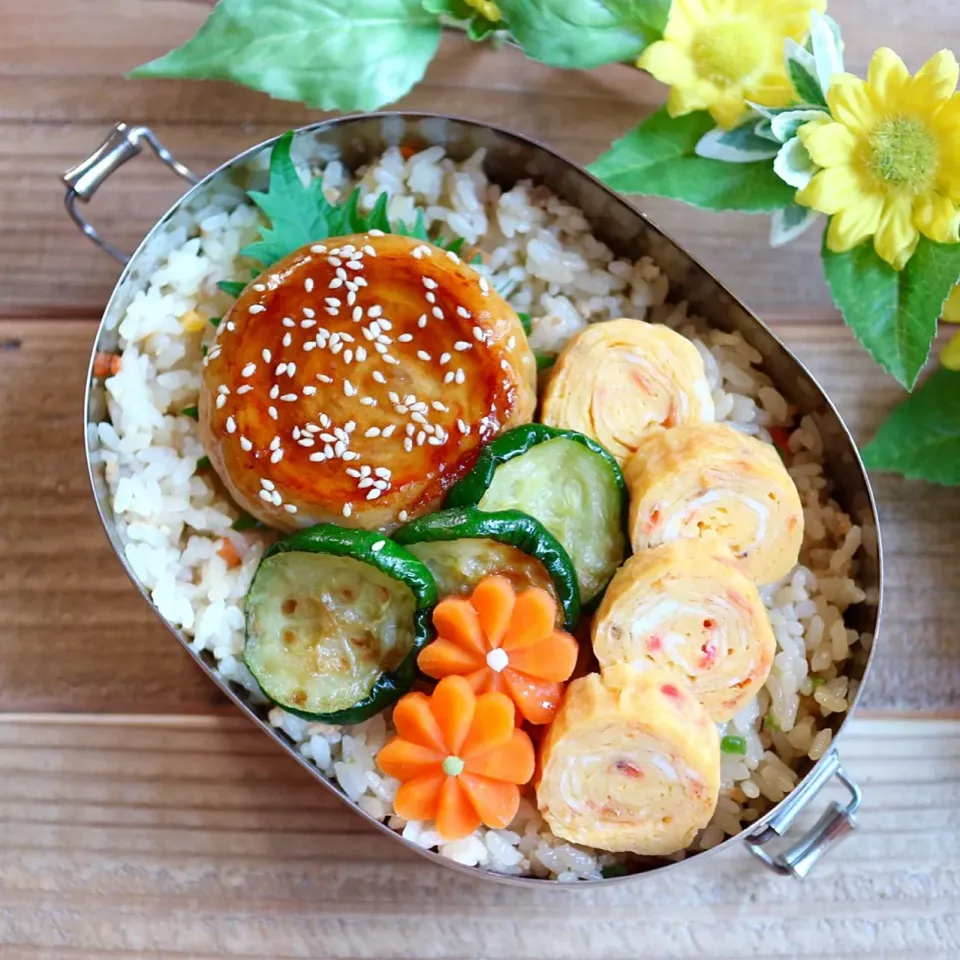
800 120 857 168
826 74 879 136
866 48 911 106
826 196 884 252
874 195 920 270
941 330 960 370
914 193 960 244
909 50 960 106
667 83 713 119
638 41 697 87
943 284 960 324
749 70 796 110
796 166 863 216
709 88 750 129
937 162 960 200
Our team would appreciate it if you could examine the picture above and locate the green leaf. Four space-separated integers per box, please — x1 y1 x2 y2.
182 406 199 421
196 455 212 471
862 367 960 484
208 316 221 328
498 0 659 69
395 209 429 242
130 0 442 113
517 311 532 336
588 109 796 213
535 352 556 371
241 131 339 266
822 235 960 390
217 280 247 298
467 14 502 40
232 512 266 532
366 193 392 235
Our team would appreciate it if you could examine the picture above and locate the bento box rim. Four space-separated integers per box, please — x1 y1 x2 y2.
83 110 883 888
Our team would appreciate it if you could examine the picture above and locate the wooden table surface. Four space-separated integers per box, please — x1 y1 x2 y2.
2 1 959 956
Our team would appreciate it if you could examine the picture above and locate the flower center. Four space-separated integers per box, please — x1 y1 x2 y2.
691 22 764 87
442 755 465 777
867 118 938 192
486 648 509 673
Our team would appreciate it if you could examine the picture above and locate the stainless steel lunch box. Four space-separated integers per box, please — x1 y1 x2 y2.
64 113 882 886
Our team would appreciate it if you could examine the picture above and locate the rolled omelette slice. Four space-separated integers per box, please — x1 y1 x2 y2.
625 422 803 585
591 540 776 721
537 664 720 856
539 319 714 465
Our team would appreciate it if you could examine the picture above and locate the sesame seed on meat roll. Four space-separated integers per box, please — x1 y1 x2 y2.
199 233 536 531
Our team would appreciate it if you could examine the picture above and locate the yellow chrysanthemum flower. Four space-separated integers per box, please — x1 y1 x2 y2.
638 0 826 129
797 48 960 270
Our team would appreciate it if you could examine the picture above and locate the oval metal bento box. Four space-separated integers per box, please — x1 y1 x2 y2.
64 113 882 886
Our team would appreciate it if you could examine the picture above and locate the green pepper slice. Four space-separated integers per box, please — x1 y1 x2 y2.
393 507 580 630
244 524 438 725
445 425 628 603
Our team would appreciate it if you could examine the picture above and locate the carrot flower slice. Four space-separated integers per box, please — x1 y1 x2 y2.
417 576 580 725
376 676 535 841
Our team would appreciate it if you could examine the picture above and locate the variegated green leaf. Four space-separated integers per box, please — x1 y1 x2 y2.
774 137 818 189
770 108 828 144
808 12 845 93
785 38 827 106
695 119 781 163
770 203 821 248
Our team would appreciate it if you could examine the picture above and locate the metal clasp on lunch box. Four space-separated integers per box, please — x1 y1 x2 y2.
744 749 861 879
62 122 199 264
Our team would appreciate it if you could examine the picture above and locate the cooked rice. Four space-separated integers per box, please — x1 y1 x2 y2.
91 143 870 881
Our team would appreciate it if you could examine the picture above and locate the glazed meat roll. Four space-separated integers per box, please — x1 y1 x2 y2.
591 540 776 721
539 319 714 465
199 233 536 531
537 665 720 856
625 423 803 585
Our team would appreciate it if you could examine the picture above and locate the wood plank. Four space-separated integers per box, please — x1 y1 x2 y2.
1 318 958 714
4 0 960 319
0 714 957 958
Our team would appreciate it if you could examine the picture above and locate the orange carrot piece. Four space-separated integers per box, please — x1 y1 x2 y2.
392 692 448 753
464 728 535 784
501 588 557 649
217 538 242 568
459 773 520 831
458 691 514 759
507 629 579 682
502 670 565 725
430 675 475 756
399 143 418 160
376 677 536 841
394 771 446 823
469 575 514 647
418 577 578 725
431 598 486 656
376 739 443 782
435 776 481 840
93 351 121 379
418 637 485 677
